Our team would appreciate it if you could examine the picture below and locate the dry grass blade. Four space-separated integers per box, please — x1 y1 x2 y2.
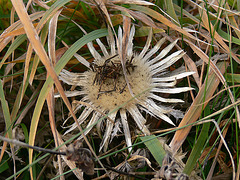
47 89 64 179
196 119 235 179
121 16 131 65
48 10 62 65
0 13 44 70
47 10 63 174
0 11 44 50
14 82 44 125
169 61 227 153
110 0 154 5
198 2 240 64
2 62 16 86
110 4 158 28
94 0 114 29
10 0 96 178
28 27 48 85
129 5 202 42
206 119 231 179
223 4 240 39
20 44 33 106
1 23 38 37
182 0 240 35
0 137 8 162
186 39 240 127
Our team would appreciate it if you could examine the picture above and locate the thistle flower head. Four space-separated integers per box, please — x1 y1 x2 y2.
59 26 193 152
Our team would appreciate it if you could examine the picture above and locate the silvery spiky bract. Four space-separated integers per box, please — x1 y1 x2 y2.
59 26 193 152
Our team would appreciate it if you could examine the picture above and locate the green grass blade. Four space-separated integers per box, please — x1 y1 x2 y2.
0 35 26 69
0 80 12 139
183 117 210 175
140 135 166 166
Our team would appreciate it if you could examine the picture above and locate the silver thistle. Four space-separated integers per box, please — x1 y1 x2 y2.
58 26 194 152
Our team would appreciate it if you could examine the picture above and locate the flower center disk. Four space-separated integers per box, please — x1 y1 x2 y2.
84 55 152 109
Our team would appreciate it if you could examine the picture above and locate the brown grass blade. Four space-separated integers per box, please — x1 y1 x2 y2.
237 157 240 180
14 82 43 125
0 135 8 162
2 62 16 86
206 119 231 179
199 2 240 64
10 0 87 178
111 0 154 6
20 45 33 105
10 2 110 179
94 0 114 29
110 4 158 28
169 61 228 153
179 0 240 36
186 39 240 128
48 10 62 65
1 23 38 38
122 16 131 64
223 3 240 39
29 25 48 85
46 10 64 178
47 89 64 179
186 40 227 84
129 5 202 42
0 11 44 54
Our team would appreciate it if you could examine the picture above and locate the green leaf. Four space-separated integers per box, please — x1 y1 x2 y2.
140 135 166 166
225 73 240 83
164 0 179 25
217 29 240 46
135 26 164 37
183 106 210 175
0 156 9 174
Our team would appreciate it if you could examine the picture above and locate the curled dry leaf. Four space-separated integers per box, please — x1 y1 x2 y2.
66 142 95 175
128 154 155 171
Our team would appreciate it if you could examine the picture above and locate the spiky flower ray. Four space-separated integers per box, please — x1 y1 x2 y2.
59 26 194 152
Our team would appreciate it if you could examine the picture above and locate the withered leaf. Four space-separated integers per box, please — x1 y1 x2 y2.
66 143 95 175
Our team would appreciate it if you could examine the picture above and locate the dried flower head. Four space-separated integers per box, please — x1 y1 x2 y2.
59 26 193 152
